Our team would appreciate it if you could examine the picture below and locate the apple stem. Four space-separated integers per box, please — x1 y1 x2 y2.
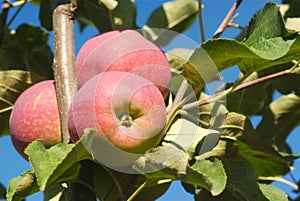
120 114 133 128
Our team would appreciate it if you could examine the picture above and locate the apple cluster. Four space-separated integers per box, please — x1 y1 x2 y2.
9 30 171 160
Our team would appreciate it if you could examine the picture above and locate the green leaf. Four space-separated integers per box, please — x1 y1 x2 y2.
76 0 137 32
190 159 226 196
133 142 225 196
0 70 44 136
43 183 70 201
0 182 6 199
218 112 256 141
39 0 53 31
268 63 300 95
7 169 39 201
164 119 220 154
24 139 91 191
182 3 300 89
224 73 267 116
256 93 300 145
92 163 130 201
222 158 266 201
259 183 288 201
235 141 289 177
143 0 198 45
134 180 171 201
245 3 295 60
0 24 53 78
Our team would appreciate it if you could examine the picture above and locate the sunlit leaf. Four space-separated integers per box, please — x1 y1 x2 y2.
245 3 295 60
259 183 288 201
182 3 300 89
7 170 39 201
25 139 91 190
133 142 225 196
257 93 300 145
190 159 226 196
235 141 289 177
143 0 198 45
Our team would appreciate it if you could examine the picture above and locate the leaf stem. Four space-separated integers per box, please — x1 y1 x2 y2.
0 105 13 114
213 0 243 38
258 176 299 191
167 79 189 115
127 181 148 201
101 165 124 200
5 0 26 28
197 0 205 43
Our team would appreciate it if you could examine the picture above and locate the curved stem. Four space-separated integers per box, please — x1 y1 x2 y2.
101 165 124 200
127 181 148 201
6 0 27 28
197 0 205 43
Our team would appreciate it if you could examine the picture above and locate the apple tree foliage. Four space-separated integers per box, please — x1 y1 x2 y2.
1 0 300 200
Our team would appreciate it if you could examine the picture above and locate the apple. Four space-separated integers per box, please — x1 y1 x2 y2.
9 80 61 159
75 30 171 97
68 71 167 155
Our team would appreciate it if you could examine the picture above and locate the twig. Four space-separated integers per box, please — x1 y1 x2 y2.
182 67 300 110
52 2 77 143
232 67 300 92
213 0 243 38
197 0 205 43
228 23 244 30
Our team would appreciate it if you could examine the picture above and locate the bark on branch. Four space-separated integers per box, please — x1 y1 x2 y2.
52 2 77 143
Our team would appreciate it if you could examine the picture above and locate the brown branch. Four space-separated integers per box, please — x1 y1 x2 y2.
182 67 300 110
212 0 243 38
52 2 97 201
52 2 77 143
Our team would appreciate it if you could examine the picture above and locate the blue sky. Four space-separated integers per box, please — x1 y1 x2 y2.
1 0 300 200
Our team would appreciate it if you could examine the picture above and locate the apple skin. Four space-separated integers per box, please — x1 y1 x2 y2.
75 30 171 97
9 80 61 159
68 71 167 154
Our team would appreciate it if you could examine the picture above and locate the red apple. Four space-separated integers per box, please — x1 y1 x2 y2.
68 71 167 155
75 30 171 97
9 80 61 159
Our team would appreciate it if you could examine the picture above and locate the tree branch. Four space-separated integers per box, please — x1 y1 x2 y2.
182 66 300 110
212 0 243 38
52 2 77 143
